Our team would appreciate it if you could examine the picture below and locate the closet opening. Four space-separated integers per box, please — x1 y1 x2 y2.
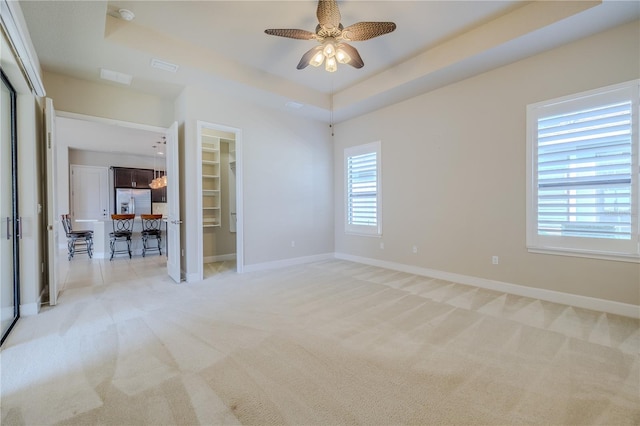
197 121 243 279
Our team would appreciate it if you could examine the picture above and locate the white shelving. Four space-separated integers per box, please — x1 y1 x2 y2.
201 136 221 228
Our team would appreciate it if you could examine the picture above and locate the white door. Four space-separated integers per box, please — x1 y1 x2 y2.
71 165 109 220
45 98 60 305
166 121 181 283
1 72 19 341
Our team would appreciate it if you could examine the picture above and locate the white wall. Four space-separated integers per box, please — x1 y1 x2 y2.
68 148 161 170
179 85 334 279
333 21 640 306
43 72 173 128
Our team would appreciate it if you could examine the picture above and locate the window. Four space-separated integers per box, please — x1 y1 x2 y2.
345 141 382 236
526 80 639 261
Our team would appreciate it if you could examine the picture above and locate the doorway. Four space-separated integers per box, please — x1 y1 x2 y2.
53 113 179 279
196 121 244 279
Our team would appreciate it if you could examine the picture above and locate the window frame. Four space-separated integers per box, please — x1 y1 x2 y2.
344 141 382 237
526 80 639 262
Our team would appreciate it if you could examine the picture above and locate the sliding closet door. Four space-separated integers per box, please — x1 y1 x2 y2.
0 70 19 346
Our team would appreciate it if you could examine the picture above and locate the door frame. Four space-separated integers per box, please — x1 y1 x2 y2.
45 98 59 305
0 68 20 345
196 120 244 279
53 111 178 274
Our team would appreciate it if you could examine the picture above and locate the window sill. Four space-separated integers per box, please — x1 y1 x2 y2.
345 230 382 238
527 247 640 263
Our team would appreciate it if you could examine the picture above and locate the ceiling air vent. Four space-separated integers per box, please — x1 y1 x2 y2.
150 58 179 73
100 68 132 85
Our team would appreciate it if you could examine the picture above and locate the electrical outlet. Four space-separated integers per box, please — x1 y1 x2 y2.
291 240 295 247
380 242 384 249
492 256 499 265
412 246 418 254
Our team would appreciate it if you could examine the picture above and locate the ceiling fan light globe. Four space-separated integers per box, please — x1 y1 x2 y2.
325 56 337 72
310 51 325 67
322 40 336 58
336 48 351 64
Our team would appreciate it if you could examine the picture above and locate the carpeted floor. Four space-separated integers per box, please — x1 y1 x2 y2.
1 257 638 425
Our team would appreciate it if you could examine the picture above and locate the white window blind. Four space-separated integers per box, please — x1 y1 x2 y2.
345 141 381 236
527 80 639 261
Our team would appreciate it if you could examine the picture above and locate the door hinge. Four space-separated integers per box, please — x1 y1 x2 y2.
47 132 51 149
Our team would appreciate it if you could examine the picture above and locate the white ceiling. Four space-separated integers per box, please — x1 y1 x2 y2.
17 0 640 142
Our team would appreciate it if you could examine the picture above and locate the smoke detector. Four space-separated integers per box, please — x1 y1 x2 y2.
118 9 135 21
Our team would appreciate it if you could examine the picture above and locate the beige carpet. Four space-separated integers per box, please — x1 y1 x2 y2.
1 258 638 425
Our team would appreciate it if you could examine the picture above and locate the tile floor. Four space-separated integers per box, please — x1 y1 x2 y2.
57 251 235 294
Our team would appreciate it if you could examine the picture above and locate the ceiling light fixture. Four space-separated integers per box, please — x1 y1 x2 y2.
265 0 396 73
305 39 353 72
118 8 135 21
149 138 167 189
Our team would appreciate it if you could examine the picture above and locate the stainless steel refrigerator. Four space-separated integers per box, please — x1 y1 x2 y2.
115 188 152 215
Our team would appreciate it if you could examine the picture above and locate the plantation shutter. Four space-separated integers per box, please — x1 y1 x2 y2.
536 101 633 240
347 151 377 226
345 141 381 236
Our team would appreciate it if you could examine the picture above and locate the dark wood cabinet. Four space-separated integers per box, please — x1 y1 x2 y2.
113 167 154 189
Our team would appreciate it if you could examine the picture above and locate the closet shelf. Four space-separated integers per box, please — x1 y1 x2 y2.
201 133 222 229
203 217 220 227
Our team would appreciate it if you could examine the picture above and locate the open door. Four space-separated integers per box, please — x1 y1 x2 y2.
45 98 60 305
165 121 181 282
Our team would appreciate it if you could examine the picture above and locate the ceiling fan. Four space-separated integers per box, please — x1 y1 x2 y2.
265 0 396 72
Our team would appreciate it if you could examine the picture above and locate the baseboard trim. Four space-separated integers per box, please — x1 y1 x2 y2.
334 253 640 319
243 253 334 273
20 301 40 316
204 253 237 263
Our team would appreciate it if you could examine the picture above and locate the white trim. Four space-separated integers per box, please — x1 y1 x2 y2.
526 79 640 261
56 111 166 133
334 253 640 319
344 141 382 237
0 0 45 96
243 253 334 273
204 253 237 263
528 247 639 263
195 121 244 278
21 302 39 316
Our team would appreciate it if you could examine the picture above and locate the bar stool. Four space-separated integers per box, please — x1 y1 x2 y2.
61 214 93 260
110 214 135 260
140 214 163 257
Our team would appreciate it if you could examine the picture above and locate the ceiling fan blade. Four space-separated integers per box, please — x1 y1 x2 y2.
297 46 322 69
341 22 396 41
264 28 316 40
338 43 364 68
317 0 341 29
